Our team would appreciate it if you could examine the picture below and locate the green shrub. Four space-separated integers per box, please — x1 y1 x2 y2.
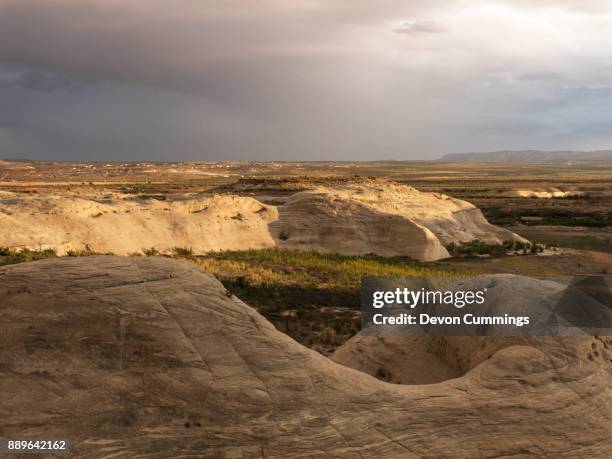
173 246 194 256
0 247 57 266
143 247 160 256
445 239 540 258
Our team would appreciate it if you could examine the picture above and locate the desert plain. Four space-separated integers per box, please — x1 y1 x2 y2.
0 159 611 458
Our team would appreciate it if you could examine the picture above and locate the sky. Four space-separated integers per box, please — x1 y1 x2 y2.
1 0 612 161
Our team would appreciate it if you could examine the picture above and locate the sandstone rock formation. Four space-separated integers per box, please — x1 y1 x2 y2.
0 193 278 255
0 182 525 261
1 256 610 458
334 274 611 384
508 189 585 198
273 183 525 260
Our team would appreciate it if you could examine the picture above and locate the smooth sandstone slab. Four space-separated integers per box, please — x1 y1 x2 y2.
0 256 610 458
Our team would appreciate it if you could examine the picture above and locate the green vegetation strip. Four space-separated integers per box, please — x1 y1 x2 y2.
195 248 467 289
0 247 58 266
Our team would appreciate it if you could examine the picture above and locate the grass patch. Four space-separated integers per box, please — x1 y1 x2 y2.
0 247 58 266
445 240 539 257
518 233 612 253
483 207 612 227
187 249 470 354
195 248 466 289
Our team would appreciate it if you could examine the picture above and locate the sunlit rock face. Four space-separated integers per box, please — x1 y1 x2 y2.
0 181 526 261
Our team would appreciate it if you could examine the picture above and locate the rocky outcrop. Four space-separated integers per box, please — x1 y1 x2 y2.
271 189 448 261
509 189 585 198
334 274 612 384
1 256 609 458
0 193 278 255
0 182 526 261
273 183 526 260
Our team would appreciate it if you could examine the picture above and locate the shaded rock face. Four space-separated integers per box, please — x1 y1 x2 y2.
273 184 526 260
1 256 610 458
0 182 525 261
271 190 448 261
355 275 612 340
334 275 612 384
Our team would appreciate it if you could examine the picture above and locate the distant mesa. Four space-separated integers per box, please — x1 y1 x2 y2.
439 150 612 163
0 180 525 261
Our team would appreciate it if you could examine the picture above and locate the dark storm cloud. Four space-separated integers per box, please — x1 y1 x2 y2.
0 65 82 92
1 0 612 161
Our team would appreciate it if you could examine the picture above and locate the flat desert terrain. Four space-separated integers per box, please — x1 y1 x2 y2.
0 160 610 457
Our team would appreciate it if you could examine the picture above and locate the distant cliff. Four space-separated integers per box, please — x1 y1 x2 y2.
440 150 612 163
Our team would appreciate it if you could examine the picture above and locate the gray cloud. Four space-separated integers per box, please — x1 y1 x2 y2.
0 0 611 161
394 20 446 35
